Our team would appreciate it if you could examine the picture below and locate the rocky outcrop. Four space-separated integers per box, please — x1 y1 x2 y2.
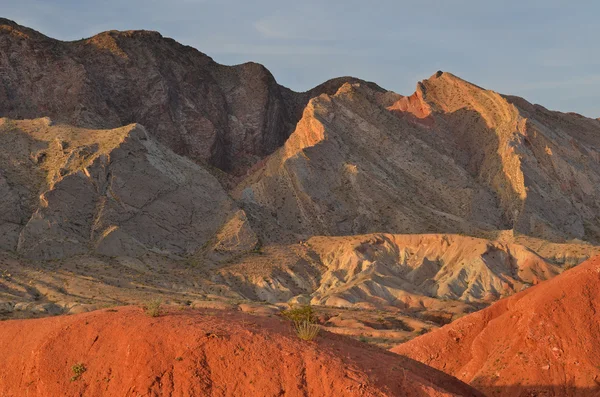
213 233 600 312
0 18 365 175
238 72 600 244
419 73 600 242
237 81 507 243
0 118 238 259
308 234 559 308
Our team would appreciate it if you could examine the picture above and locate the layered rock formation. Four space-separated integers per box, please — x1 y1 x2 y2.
214 233 599 311
392 255 600 396
0 118 236 259
239 73 600 244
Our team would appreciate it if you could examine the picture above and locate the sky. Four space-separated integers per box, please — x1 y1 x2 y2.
2 0 599 117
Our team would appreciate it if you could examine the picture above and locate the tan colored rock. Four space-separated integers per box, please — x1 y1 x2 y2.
67 304 99 315
238 73 600 245
0 119 236 259
237 303 280 315
190 300 237 311
209 210 258 258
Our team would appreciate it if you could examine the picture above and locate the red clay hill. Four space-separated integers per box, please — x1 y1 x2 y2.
0 306 480 396
392 255 600 396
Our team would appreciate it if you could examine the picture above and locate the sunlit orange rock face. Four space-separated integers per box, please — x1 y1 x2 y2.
387 83 434 127
0 306 480 396
392 255 600 396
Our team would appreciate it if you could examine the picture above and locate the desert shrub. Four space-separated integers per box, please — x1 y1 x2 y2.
282 305 316 324
71 363 87 381
295 320 320 341
144 298 162 317
282 305 320 341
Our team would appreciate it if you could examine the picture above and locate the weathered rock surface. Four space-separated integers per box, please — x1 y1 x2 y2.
237 81 506 242
214 233 599 311
392 254 600 396
239 73 600 245
0 118 237 259
0 18 364 175
2 20 600 364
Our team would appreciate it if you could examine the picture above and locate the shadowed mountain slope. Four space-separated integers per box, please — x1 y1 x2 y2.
0 18 367 175
238 72 600 245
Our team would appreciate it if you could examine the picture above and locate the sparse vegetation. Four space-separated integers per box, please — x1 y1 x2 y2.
282 305 320 341
251 238 263 254
282 305 316 324
295 320 320 341
70 363 87 381
144 298 162 317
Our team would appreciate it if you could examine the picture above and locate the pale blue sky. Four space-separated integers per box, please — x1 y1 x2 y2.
2 0 599 117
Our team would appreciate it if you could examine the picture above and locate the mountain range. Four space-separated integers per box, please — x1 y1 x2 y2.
1 17 600 396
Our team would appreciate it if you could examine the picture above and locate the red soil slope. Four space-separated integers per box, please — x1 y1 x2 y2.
392 255 600 396
0 307 479 396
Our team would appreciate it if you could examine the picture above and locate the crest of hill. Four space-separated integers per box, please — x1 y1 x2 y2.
0 18 375 175
237 71 600 245
0 306 481 396
392 254 600 396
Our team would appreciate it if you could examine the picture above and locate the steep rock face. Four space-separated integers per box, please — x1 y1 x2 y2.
392 255 600 396
419 72 600 242
237 82 506 242
0 18 357 174
238 72 600 244
0 118 237 259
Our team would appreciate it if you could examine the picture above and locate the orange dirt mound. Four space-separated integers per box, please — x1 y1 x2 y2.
0 307 479 396
392 255 600 396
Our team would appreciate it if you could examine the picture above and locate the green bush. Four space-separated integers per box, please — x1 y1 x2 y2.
144 298 162 317
71 363 87 381
282 305 319 341
282 305 316 325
